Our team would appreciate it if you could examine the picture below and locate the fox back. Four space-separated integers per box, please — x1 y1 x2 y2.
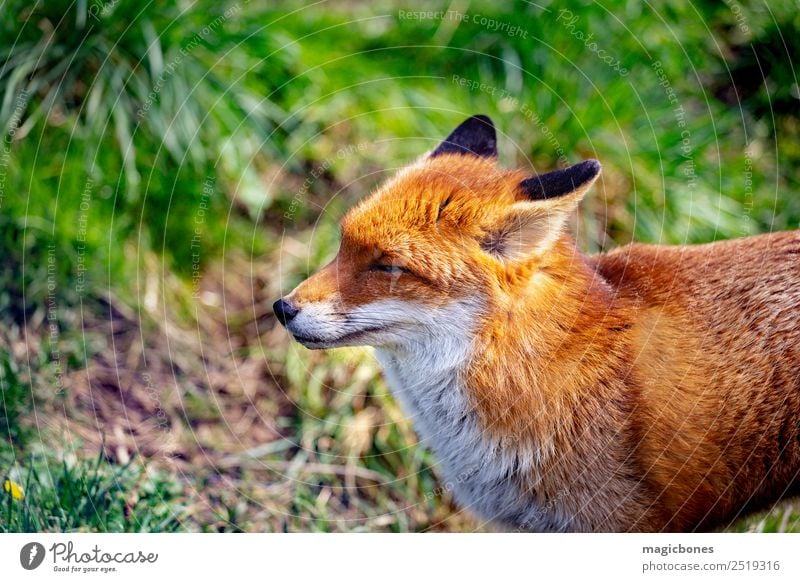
274 115 800 532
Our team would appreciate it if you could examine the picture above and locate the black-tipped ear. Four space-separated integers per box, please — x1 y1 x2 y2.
430 115 497 159
520 160 601 200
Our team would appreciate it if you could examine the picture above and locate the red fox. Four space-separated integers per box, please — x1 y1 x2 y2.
274 115 800 532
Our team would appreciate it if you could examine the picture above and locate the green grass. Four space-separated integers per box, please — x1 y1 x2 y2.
0 351 32 447
726 503 800 533
1 0 799 532
1 449 186 532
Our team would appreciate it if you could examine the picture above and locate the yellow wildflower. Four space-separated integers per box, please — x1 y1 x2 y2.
3 478 24 500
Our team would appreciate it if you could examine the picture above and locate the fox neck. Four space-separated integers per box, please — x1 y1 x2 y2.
469 237 630 452
373 305 544 527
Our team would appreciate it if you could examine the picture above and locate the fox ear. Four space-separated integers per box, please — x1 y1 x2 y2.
482 160 601 260
430 115 497 159
519 159 601 201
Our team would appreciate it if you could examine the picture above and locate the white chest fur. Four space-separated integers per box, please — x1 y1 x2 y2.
372 310 571 531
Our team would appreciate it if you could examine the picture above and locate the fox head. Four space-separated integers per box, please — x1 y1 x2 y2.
274 115 601 350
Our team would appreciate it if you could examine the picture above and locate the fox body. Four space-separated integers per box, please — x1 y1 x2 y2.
274 116 800 532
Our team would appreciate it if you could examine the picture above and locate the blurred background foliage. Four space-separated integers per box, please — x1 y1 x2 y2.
0 0 798 531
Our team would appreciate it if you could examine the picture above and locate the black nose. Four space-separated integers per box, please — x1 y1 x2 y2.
273 298 299 325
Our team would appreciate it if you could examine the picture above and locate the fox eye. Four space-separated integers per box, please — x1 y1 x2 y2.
369 263 409 275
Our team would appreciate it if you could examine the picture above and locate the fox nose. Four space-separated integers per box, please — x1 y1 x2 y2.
273 298 299 326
